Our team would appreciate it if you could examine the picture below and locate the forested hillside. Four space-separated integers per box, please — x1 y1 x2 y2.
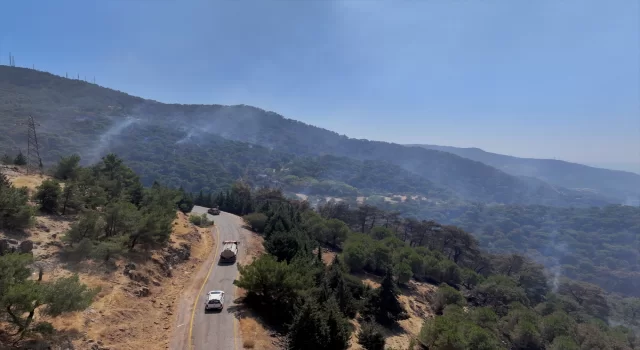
369 198 640 297
411 144 640 205
0 66 614 207
210 184 639 349
0 154 195 345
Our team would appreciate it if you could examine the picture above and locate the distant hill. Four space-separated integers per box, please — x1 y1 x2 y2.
0 65 611 207
408 144 640 205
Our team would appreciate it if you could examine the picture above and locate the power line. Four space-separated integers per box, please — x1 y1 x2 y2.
16 116 43 175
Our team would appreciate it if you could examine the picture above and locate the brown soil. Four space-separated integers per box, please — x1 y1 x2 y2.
235 229 280 350
349 275 435 350
33 212 211 350
1 167 214 350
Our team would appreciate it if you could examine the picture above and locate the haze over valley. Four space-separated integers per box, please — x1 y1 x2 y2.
1 1 639 349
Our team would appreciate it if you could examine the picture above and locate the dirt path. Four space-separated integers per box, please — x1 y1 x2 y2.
170 207 248 350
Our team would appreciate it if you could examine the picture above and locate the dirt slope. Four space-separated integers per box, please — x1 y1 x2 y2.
0 167 215 349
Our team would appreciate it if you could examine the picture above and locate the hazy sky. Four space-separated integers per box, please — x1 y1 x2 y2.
1 0 639 170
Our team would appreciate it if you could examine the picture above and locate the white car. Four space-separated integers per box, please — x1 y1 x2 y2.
204 290 225 311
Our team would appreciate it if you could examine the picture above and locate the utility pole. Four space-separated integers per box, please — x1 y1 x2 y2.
17 116 43 175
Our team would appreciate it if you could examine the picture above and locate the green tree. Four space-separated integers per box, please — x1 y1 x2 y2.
0 253 98 336
557 279 610 321
234 254 310 324
362 267 408 327
13 151 27 165
287 299 327 350
396 262 413 285
539 311 576 344
53 154 81 180
549 335 579 350
243 212 268 233
343 235 371 272
433 283 465 315
500 304 543 350
0 181 33 230
91 236 127 262
34 179 62 213
322 256 357 318
473 275 529 315
265 230 305 263
103 201 140 237
470 307 498 332
63 211 105 244
176 187 194 213
325 218 350 247
461 268 484 289
60 182 80 215
357 322 385 350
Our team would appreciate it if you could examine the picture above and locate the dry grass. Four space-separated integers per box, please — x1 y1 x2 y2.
236 229 279 350
0 174 214 350
44 210 214 350
312 247 338 265
348 279 435 350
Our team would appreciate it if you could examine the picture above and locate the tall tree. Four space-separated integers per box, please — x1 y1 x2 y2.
34 179 62 213
362 267 408 326
0 253 98 336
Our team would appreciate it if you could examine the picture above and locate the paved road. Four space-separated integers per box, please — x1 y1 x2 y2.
171 206 245 350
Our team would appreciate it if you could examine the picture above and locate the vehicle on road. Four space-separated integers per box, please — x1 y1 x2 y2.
208 206 220 215
219 240 239 263
204 290 225 311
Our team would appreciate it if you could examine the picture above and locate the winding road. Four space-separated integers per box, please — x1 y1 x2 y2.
170 206 247 350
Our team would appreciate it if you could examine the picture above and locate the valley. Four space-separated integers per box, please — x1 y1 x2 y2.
0 65 639 350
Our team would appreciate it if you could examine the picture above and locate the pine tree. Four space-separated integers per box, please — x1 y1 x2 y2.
357 322 386 350
195 190 205 206
325 256 357 318
287 297 350 350
323 297 351 350
363 267 408 326
287 299 327 350
13 151 27 166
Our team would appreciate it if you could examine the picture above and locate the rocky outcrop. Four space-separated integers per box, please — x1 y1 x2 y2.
167 243 191 264
151 242 192 278
135 286 150 297
19 240 34 254
0 238 18 255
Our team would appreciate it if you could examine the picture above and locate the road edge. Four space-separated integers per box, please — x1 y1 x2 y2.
169 224 220 350
188 225 220 350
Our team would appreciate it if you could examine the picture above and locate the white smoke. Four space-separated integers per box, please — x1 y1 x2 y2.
85 116 139 164
548 230 567 293
176 130 197 144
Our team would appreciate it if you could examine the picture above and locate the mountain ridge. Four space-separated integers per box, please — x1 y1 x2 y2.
408 144 640 205
0 66 616 207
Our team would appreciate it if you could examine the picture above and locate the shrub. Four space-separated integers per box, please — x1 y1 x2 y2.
243 212 268 233
433 283 465 314
357 322 385 350
189 213 213 227
34 179 62 213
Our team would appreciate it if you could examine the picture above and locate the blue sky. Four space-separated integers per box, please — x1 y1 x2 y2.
1 0 638 171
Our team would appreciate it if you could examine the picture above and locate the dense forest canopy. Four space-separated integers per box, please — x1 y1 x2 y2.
368 198 640 297
217 183 639 349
